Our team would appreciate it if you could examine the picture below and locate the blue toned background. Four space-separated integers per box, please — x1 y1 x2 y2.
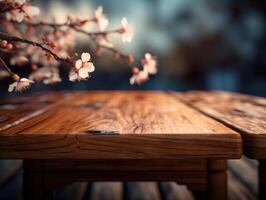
1 0 266 97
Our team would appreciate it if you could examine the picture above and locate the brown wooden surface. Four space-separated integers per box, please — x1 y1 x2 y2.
174 91 266 159
0 92 72 132
0 91 242 159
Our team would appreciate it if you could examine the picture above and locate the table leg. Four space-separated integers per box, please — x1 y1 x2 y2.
23 170 54 200
23 160 54 200
207 160 227 200
259 160 266 200
191 191 207 200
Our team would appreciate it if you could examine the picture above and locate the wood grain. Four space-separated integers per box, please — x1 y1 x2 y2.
0 91 242 159
174 91 266 159
0 91 73 132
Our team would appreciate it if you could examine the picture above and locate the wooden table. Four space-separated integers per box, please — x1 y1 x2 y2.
0 91 243 200
176 91 266 199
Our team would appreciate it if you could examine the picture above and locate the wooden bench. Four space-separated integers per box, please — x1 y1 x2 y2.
0 91 243 200
176 91 266 199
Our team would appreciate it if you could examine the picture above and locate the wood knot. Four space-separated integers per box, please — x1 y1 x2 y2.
86 130 120 135
0 116 10 123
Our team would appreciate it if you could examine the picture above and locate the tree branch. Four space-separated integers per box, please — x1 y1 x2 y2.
0 31 71 64
0 57 14 76
7 19 135 64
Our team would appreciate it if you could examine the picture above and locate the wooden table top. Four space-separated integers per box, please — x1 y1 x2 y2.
0 91 242 160
176 91 266 159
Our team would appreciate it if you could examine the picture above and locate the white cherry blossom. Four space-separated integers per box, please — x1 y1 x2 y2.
29 66 52 82
142 53 157 75
8 78 34 92
6 0 40 22
10 55 28 66
94 6 109 31
119 18 134 42
69 52 95 82
0 70 10 80
95 35 113 48
43 73 62 85
129 69 149 85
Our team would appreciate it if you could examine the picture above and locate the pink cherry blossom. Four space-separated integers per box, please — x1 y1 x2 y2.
8 77 34 92
29 66 53 82
119 18 134 43
6 0 40 22
0 70 10 80
129 69 149 85
10 55 28 66
69 52 95 82
142 53 157 75
95 35 113 48
43 69 62 85
94 6 109 31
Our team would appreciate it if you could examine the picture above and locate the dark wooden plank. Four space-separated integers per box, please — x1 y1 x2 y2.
126 182 161 200
0 160 22 187
41 159 207 172
0 168 23 200
228 159 258 195
56 182 88 200
174 91 266 159
90 182 123 200
228 172 256 200
159 182 194 200
0 91 242 159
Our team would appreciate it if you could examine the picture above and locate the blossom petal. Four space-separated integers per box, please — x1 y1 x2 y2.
83 62 95 72
145 53 152 60
75 59 82 69
81 53 91 62
78 68 90 79
15 12 24 22
95 6 103 17
20 78 34 83
69 71 78 82
98 17 109 31
8 82 17 92
15 0 25 4
121 17 128 27
24 6 40 16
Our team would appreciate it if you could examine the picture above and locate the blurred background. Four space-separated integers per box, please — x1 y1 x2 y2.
1 0 266 98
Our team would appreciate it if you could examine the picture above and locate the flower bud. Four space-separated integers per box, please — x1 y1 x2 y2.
96 47 102 56
113 51 120 60
46 54 54 61
31 64 38 71
7 43 13 50
12 74 20 81
127 55 135 64
0 40 8 48
131 67 140 74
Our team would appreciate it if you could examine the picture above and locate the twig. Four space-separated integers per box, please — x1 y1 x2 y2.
0 31 71 64
7 19 136 64
0 57 14 75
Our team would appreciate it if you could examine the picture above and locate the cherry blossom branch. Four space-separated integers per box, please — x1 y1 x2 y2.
0 57 14 75
0 1 158 91
0 31 71 64
0 3 14 13
5 19 132 62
